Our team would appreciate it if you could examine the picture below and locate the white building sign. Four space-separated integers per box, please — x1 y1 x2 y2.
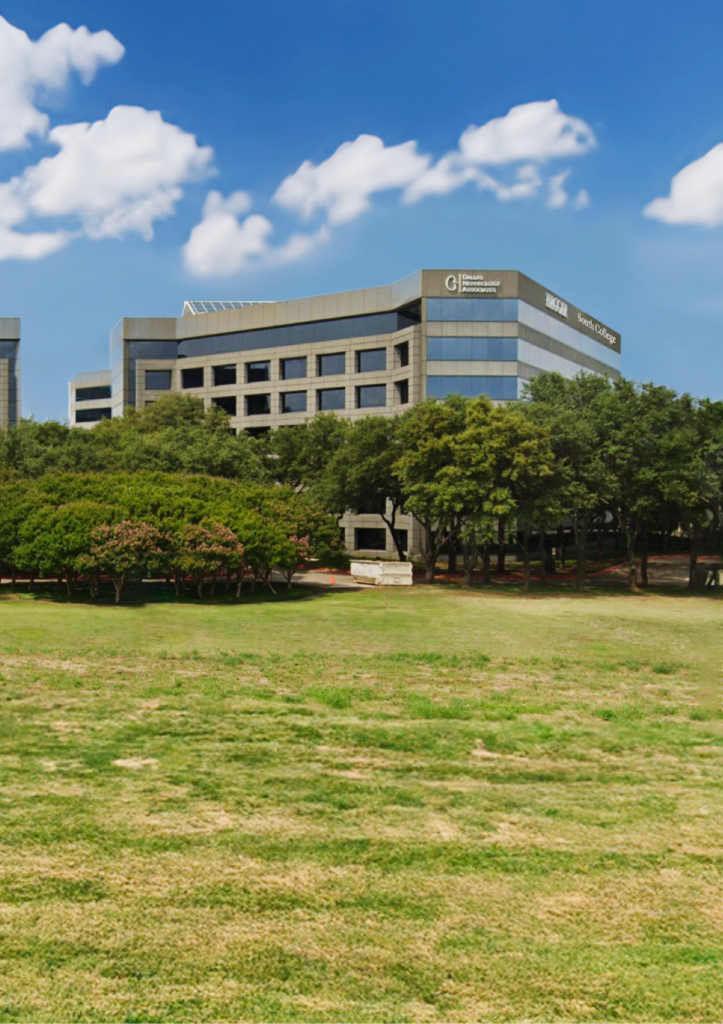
545 291 568 318
445 273 501 294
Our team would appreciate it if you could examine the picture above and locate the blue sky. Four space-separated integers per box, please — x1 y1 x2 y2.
2 0 723 419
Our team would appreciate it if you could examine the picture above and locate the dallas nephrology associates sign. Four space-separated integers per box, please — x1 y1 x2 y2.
445 273 501 294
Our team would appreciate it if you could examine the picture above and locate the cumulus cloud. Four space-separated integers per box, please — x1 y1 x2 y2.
573 188 590 210
183 190 328 277
273 134 430 224
643 144 723 227
405 100 595 205
18 105 214 240
547 170 570 209
0 105 214 258
458 100 596 166
0 15 124 151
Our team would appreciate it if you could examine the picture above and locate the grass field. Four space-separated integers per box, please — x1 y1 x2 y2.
0 583 722 1022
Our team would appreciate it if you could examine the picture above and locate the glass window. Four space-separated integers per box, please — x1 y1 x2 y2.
246 393 270 416
145 370 172 390
427 337 518 361
178 311 418 360
355 527 387 551
213 395 237 416
357 384 386 408
75 385 111 402
245 426 270 438
75 407 112 423
181 366 204 389
318 387 345 411
280 356 307 380
426 376 519 401
357 348 387 372
395 341 409 367
318 352 345 376
281 391 307 413
213 364 237 386
395 379 409 405
427 298 518 322
246 360 270 383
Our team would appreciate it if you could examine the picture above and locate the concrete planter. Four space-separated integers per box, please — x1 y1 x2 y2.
350 560 413 586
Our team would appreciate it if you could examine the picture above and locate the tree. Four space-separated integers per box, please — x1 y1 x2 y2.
320 416 409 558
15 500 115 596
394 395 471 582
524 373 613 590
87 521 164 603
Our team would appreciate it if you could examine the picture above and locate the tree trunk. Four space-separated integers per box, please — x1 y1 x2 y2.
522 530 531 589
640 531 649 588
559 529 566 570
113 574 125 605
197 575 204 600
462 533 478 587
688 524 699 590
422 521 437 583
11 569 16 591
496 520 506 574
573 512 589 591
382 504 406 561
625 529 638 591
447 532 458 576
539 526 547 586
482 542 492 585
235 570 244 598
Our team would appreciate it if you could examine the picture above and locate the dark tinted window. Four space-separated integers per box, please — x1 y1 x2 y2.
75 385 111 402
318 388 345 411
246 393 270 416
245 426 270 438
246 361 270 382
145 370 172 390
178 311 418 359
281 391 307 413
427 337 517 360
213 364 237 386
395 341 409 367
213 395 237 416
426 298 518 322
281 357 307 380
318 352 345 376
357 384 386 408
182 367 204 389
426 375 518 400
357 348 386 372
395 379 409 405
355 528 387 551
76 407 112 423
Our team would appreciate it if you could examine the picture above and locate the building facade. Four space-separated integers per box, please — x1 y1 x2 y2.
0 318 20 428
69 270 621 555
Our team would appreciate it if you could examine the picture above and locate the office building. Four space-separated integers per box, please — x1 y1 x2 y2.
69 270 621 553
0 318 20 427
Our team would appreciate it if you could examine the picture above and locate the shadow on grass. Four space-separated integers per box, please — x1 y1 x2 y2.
0 580 321 607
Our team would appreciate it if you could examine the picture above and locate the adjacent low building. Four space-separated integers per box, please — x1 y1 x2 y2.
0 318 20 428
68 269 621 555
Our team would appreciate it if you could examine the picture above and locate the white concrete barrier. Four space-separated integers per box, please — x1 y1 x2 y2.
350 560 413 586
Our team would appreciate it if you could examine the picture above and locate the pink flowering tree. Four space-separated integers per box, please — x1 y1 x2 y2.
88 521 164 604
168 522 244 599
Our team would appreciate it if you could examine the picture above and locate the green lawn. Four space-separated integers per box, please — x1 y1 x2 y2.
0 584 722 1022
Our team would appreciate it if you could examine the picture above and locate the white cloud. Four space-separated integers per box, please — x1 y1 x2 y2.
405 100 595 205
0 15 124 151
18 105 214 240
183 190 328 277
573 188 590 210
458 100 596 166
643 144 723 227
0 105 214 258
547 170 570 209
273 133 430 224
